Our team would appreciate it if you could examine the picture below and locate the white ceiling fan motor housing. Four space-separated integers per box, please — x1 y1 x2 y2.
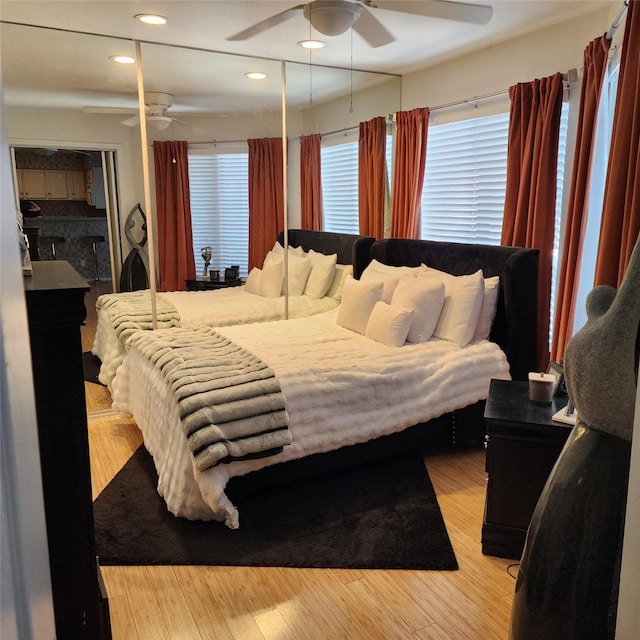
303 0 362 36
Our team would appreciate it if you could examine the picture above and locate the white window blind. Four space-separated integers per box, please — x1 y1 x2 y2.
420 105 569 347
188 149 249 276
420 112 510 245
321 133 393 234
321 139 359 234
550 102 570 343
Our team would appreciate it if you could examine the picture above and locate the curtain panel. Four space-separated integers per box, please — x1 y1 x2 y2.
551 35 611 362
501 72 564 370
594 0 640 287
153 140 195 292
358 116 387 239
390 107 430 239
300 134 323 231
248 137 284 271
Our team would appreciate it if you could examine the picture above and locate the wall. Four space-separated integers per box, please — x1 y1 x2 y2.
401 5 618 115
0 77 56 640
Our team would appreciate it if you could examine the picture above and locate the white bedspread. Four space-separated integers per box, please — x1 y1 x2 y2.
111 309 510 527
92 286 338 387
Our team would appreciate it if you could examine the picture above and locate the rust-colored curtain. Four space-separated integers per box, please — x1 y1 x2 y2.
594 1 640 287
153 140 195 291
391 107 430 239
300 134 323 231
248 137 284 270
501 73 564 370
551 36 611 362
358 116 387 239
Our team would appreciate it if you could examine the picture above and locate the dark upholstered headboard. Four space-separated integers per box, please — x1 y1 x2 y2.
276 230 374 279
370 238 539 381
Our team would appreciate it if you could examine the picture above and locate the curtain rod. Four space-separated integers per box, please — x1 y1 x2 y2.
606 0 628 41
430 89 508 113
185 139 247 146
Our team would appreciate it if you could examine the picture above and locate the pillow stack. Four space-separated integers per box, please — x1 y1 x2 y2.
336 260 500 348
245 241 346 300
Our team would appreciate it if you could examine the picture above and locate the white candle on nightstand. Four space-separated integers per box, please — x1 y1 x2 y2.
528 371 556 404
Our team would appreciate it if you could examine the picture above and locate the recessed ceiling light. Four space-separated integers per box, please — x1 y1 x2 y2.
110 55 135 64
245 72 267 80
134 14 168 25
298 40 326 49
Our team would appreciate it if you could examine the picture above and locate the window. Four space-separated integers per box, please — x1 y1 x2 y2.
321 132 392 234
420 112 509 245
188 147 249 276
572 62 620 334
421 106 569 347
321 138 359 234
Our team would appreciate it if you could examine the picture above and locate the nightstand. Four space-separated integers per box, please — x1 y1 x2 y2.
186 277 243 291
481 378 573 559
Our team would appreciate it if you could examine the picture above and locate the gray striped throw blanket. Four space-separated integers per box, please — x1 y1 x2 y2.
97 290 181 345
127 326 291 471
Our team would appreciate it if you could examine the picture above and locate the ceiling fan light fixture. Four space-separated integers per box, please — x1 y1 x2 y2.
245 71 267 80
298 39 326 49
110 55 135 64
303 0 361 37
147 115 172 130
134 14 168 25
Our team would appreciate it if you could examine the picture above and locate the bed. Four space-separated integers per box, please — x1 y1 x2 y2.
92 229 374 387
111 238 538 527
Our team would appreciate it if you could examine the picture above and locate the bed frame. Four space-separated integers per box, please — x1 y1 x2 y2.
276 229 374 278
227 238 538 497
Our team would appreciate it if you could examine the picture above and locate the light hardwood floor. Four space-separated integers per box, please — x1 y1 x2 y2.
83 284 517 640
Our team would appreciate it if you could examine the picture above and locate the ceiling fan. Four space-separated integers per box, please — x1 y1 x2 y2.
82 92 206 131
227 0 493 48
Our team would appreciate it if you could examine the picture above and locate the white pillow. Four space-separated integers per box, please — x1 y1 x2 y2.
336 276 383 334
259 254 284 297
269 242 304 257
391 275 445 343
244 267 262 295
419 268 485 347
326 264 353 301
282 253 312 296
362 259 421 278
473 276 500 341
365 301 415 347
360 269 402 303
304 250 338 299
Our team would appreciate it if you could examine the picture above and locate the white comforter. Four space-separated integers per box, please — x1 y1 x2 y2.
92 286 338 387
111 309 510 527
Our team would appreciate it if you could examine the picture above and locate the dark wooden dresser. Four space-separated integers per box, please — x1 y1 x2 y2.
481 378 573 559
24 261 111 640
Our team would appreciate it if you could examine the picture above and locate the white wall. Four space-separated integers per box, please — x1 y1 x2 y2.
401 6 618 114
1 75 56 640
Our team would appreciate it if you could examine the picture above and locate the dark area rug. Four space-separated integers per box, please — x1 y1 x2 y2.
93 446 458 570
82 351 104 386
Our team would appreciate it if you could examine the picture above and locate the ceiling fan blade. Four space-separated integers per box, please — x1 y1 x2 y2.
82 106 138 115
373 0 493 26
227 5 304 41
121 114 140 127
171 118 208 135
353 6 395 47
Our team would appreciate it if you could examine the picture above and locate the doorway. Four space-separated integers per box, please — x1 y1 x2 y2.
12 146 122 291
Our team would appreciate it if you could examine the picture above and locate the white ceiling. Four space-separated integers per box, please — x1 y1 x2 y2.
0 0 615 114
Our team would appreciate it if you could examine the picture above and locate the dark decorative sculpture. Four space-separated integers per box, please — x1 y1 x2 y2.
119 203 149 292
509 239 640 639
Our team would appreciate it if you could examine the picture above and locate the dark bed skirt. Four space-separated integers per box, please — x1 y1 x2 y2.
226 400 486 499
